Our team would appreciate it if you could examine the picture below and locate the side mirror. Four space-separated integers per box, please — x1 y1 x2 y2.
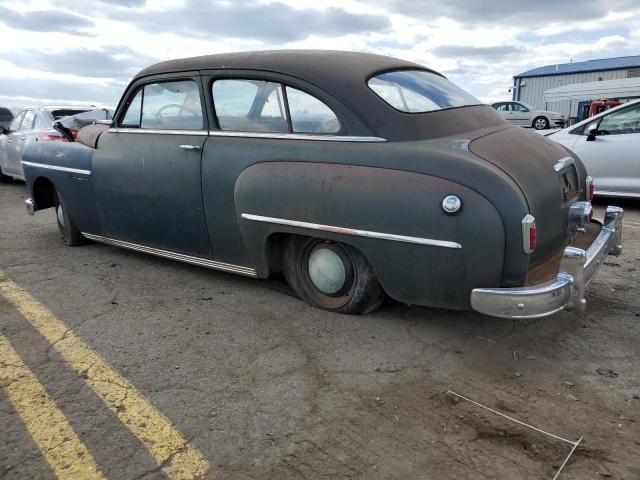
585 122 598 141
0 126 7 135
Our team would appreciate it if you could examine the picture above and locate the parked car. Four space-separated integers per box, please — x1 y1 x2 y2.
492 101 566 130
21 51 623 318
53 108 114 142
0 107 14 131
545 99 640 198
0 106 95 181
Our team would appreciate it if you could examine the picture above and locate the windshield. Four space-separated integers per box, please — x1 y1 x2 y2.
368 70 481 113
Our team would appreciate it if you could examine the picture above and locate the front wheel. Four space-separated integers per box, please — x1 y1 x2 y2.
54 190 86 246
533 116 549 130
282 236 385 314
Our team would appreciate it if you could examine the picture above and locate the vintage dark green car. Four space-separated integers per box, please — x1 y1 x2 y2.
21 50 623 318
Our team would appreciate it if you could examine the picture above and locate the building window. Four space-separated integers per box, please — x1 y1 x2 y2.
628 68 640 78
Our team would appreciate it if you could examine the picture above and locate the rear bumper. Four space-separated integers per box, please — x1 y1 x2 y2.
470 206 623 319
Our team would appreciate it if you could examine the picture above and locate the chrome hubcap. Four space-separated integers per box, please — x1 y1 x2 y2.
57 205 64 227
535 119 546 129
308 247 346 295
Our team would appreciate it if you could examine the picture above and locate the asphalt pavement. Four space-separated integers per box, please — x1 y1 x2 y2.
1 181 639 479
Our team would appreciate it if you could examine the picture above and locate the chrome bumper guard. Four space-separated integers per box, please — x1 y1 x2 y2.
25 198 35 216
471 206 624 319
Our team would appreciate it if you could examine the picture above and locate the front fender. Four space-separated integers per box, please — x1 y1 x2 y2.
234 162 505 310
22 142 101 234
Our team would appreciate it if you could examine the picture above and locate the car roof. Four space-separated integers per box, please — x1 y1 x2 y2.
134 49 437 84
126 49 504 142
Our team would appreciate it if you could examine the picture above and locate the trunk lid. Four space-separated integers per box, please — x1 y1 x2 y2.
469 126 586 260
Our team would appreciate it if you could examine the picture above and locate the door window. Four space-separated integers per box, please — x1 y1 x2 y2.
9 112 24 131
20 111 36 131
596 103 640 135
493 103 508 111
511 103 528 112
140 80 203 130
120 80 203 130
286 87 340 133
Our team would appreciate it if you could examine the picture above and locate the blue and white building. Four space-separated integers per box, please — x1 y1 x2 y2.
512 55 640 121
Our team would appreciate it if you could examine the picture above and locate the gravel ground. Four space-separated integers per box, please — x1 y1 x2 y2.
1 181 639 480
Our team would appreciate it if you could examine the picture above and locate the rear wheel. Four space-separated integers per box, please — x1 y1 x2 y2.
54 190 86 246
533 116 549 130
282 236 385 314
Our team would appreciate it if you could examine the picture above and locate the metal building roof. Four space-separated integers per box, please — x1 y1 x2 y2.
515 55 640 79
543 77 640 102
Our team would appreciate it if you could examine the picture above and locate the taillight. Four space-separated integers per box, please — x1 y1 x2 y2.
585 175 594 201
69 129 79 140
522 214 536 253
38 131 68 142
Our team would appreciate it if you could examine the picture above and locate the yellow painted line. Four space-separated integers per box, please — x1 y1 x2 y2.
0 334 105 480
0 273 209 480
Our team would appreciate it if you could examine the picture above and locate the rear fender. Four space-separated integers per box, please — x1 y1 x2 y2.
234 162 505 310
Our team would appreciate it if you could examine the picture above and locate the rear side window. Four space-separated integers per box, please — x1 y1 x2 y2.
213 79 288 133
21 111 36 131
9 112 25 131
120 80 204 130
368 70 480 113
212 79 340 134
286 87 340 133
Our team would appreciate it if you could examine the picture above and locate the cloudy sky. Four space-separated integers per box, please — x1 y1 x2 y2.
1 0 640 110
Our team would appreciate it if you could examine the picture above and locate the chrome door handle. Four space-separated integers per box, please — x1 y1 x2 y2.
20 135 26 140
178 144 200 151
6 139 11 143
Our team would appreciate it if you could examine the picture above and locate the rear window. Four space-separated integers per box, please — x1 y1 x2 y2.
47 109 91 120
368 70 480 113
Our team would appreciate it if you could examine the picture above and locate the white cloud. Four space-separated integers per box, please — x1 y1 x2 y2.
0 0 638 109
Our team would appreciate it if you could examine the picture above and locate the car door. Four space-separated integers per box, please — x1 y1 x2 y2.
570 102 640 196
3 111 26 176
12 109 39 178
510 102 530 126
92 75 213 257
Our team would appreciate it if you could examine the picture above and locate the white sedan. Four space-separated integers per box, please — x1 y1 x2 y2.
545 99 640 198
492 101 566 130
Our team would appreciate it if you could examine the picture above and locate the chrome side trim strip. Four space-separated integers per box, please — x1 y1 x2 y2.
107 127 386 142
208 131 387 142
21 161 91 176
81 233 258 277
241 213 462 249
108 128 208 136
